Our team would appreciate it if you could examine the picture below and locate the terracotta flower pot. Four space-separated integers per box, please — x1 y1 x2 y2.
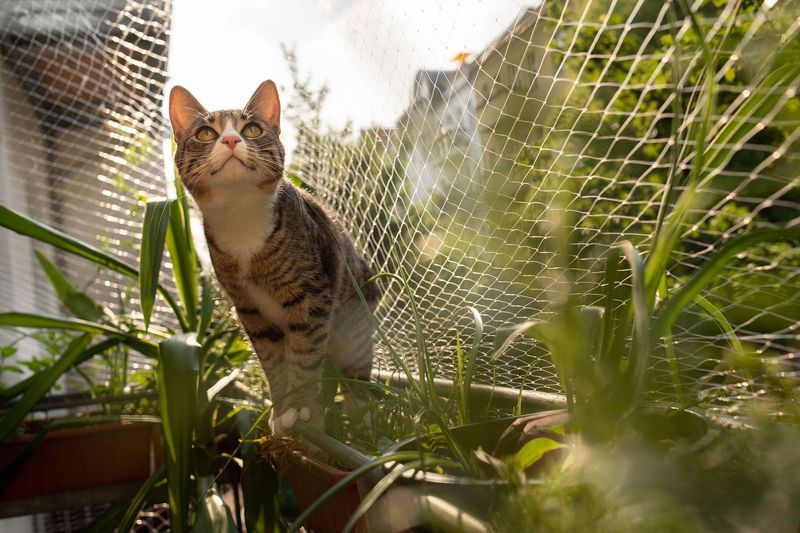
0 421 163 502
285 450 367 533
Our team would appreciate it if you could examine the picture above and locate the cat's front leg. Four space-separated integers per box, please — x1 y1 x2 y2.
278 299 332 434
235 306 291 436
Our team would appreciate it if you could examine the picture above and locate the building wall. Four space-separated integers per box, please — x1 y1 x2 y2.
0 60 55 382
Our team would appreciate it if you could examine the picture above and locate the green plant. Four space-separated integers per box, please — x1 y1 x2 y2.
0 188 279 531
275 3 800 529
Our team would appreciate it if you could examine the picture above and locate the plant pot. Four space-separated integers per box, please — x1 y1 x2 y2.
285 449 368 533
0 421 163 504
384 413 566 516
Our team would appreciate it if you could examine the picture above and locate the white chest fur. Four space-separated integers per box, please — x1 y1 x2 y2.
200 189 276 264
199 188 288 328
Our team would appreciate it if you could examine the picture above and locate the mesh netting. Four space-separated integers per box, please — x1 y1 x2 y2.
290 0 800 411
0 0 171 376
1 0 798 415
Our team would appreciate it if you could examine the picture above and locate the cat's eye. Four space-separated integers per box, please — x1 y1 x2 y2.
195 127 217 142
242 123 263 138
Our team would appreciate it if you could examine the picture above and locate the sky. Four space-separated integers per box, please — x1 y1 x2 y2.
168 0 537 157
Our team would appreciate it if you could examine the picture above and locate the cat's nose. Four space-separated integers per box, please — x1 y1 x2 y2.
221 135 241 150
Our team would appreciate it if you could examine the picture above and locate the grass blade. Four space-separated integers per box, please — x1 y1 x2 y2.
694 294 745 356
238 409 280 533
617 241 650 407
0 312 123 336
197 276 214 342
704 63 800 174
341 460 422 533
83 502 129 533
0 204 137 277
285 451 432 533
654 227 800 342
462 307 483 411
598 247 622 370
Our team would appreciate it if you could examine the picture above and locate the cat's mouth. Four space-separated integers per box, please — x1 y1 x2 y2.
211 155 256 175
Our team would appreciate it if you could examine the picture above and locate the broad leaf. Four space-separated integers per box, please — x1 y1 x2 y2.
515 437 566 471
157 333 200 533
0 204 189 331
165 197 198 329
140 199 172 330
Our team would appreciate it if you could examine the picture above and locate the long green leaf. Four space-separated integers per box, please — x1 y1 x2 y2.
0 334 93 442
694 294 745 356
197 276 214 342
140 199 172 330
0 312 163 357
598 246 622 370
618 241 650 405
653 2 685 245
342 460 427 533
194 476 239 533
0 204 189 331
165 198 198 329
35 250 106 322
645 0 719 305
462 307 483 412
241 445 280 533
0 312 122 336
654 227 800 342
0 204 137 276
115 463 167 533
157 333 200 533
286 451 429 533
704 63 800 174
0 337 122 404
83 501 129 533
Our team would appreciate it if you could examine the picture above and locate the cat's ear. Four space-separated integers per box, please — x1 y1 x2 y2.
169 86 208 141
244 80 281 134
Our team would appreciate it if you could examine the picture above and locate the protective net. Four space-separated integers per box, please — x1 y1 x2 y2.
0 0 798 417
0 0 171 380
290 0 800 414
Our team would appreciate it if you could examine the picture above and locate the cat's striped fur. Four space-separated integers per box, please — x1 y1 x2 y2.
169 80 379 434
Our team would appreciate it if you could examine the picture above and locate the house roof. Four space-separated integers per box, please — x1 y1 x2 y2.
406 6 540 105
475 6 540 66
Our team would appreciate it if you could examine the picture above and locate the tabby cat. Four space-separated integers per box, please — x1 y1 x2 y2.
168 80 379 435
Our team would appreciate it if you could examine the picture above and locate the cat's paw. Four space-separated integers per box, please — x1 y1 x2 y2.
269 406 319 437
270 407 298 437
